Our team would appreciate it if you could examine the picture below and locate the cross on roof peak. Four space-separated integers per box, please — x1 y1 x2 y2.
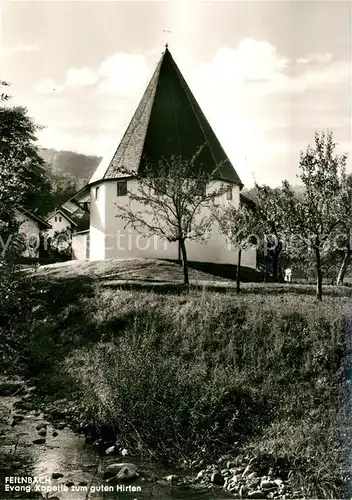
162 29 171 50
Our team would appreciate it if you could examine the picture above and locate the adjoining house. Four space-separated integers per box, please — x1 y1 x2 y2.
45 208 78 238
68 45 257 270
15 208 51 258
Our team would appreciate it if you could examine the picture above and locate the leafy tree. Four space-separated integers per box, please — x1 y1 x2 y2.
46 228 72 258
116 148 225 284
0 80 54 265
0 152 27 330
0 152 27 263
251 184 291 282
280 131 350 300
215 203 256 292
0 82 52 215
0 82 18 220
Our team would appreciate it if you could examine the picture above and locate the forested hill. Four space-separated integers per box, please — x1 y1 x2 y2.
35 149 101 223
39 148 101 189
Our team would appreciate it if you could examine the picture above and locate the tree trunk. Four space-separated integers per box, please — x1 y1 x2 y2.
272 242 282 282
236 248 242 293
179 238 189 285
263 255 268 283
336 246 351 285
272 254 278 282
314 246 323 301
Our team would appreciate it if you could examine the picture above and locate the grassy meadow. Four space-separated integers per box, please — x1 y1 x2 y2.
1 259 351 498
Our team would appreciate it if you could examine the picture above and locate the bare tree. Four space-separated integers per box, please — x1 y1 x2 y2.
116 147 226 284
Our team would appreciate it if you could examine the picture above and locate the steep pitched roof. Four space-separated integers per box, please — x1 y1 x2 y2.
17 207 52 230
89 46 243 187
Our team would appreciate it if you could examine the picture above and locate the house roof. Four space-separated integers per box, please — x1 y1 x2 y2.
66 185 91 212
61 199 82 215
46 208 78 227
89 46 243 187
240 192 257 210
18 207 52 230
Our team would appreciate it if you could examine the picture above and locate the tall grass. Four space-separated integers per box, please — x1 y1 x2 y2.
63 289 350 496
5 278 351 498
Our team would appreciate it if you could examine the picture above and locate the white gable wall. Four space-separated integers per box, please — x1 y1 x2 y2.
46 213 72 238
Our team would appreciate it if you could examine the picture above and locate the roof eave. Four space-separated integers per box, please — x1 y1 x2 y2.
66 185 90 203
240 192 257 209
19 208 52 230
45 209 78 227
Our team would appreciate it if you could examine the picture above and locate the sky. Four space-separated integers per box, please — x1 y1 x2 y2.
1 0 351 187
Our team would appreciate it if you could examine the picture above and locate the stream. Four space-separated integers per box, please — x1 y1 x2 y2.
0 382 233 500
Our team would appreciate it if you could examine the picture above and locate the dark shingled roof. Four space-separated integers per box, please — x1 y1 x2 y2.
18 207 52 230
89 47 243 186
45 208 78 227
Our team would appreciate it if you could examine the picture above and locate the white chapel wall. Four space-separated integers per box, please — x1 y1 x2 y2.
95 178 256 269
103 179 178 261
89 183 107 260
186 181 256 268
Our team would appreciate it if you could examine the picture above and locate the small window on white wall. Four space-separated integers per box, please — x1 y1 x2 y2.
117 181 127 196
54 216 57 222
95 186 100 200
226 186 233 200
59 216 62 222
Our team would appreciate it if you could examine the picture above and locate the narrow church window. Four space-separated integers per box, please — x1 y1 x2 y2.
117 181 127 196
95 186 100 200
226 186 233 200
55 216 57 222
59 216 62 222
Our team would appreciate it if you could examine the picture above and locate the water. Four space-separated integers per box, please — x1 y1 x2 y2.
0 393 232 499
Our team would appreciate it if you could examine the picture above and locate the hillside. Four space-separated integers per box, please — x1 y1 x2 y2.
2 259 350 498
39 148 101 188
32 258 231 284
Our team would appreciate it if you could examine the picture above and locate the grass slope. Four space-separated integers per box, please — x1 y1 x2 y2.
32 258 352 297
2 259 351 498
32 258 231 283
